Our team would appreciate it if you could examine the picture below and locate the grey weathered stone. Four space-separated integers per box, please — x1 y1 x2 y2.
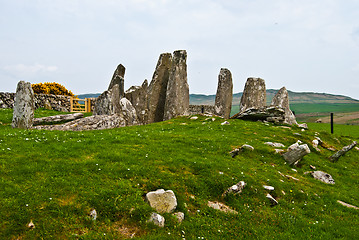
231 106 285 123
119 98 138 126
33 114 126 131
297 123 308 129
214 68 233 118
163 50 189 121
148 212 165 227
188 105 215 115
148 53 172 123
271 87 297 125
93 84 122 116
125 79 148 125
230 144 254 157
108 64 125 98
146 189 177 213
207 201 238 214
172 212 185 223
33 113 84 126
239 77 266 112
12 81 35 129
222 181 246 197
266 193 278 206
263 185 275 191
283 142 311 165
337 200 359 210
264 142 285 148
329 141 357 162
311 171 335 184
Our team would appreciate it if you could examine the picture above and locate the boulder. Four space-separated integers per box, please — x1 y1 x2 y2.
239 77 266 112
119 98 138 126
125 80 149 125
108 64 125 98
12 81 35 129
148 212 165 227
311 171 335 184
271 87 297 125
93 84 122 116
222 181 246 197
147 53 172 123
163 50 189 121
146 189 177 213
214 68 233 118
231 106 285 123
283 142 311 165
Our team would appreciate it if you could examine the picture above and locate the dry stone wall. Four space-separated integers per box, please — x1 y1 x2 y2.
189 105 215 115
0 92 71 112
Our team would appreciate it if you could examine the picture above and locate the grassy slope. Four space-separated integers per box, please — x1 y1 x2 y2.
0 109 359 239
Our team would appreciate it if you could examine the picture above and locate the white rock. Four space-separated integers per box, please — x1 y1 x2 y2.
263 185 274 191
146 189 177 213
190 116 198 120
264 142 285 148
173 212 185 223
148 212 165 227
221 121 230 125
241 144 254 151
266 193 278 205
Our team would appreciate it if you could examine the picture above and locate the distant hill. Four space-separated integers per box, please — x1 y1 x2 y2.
78 90 359 105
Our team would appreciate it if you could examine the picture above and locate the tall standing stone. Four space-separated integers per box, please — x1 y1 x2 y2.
147 53 172 123
93 84 122 116
163 50 189 121
108 64 125 98
214 68 233 118
12 81 35 129
271 87 297 125
125 79 148 125
239 77 266 112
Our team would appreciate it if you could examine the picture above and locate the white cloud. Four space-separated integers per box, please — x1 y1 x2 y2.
3 63 58 74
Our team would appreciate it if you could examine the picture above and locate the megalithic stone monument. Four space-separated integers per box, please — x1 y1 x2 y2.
163 50 189 121
214 68 233 118
239 77 266 112
108 64 125 98
11 81 35 129
271 87 297 125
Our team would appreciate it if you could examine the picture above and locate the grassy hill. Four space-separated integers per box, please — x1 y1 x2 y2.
1 108 359 239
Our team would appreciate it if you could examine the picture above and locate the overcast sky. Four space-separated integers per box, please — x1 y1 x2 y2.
1 0 359 100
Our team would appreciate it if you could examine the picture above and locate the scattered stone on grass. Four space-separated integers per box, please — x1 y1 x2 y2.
311 171 335 184
274 149 285 154
207 201 238 214
337 200 359 210
146 189 177 213
329 141 357 162
27 220 35 229
278 171 300 181
173 212 185 223
89 209 97 220
266 193 278 206
297 123 308 129
283 142 310 165
230 145 254 157
221 121 230 125
148 212 165 227
310 165 316 170
263 185 274 191
222 181 246 197
264 142 285 148
190 116 198 120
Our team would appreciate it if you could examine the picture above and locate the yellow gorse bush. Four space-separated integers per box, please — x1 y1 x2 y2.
31 82 74 96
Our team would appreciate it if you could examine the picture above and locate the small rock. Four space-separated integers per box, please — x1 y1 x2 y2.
283 142 311 165
190 116 198 120
297 123 308 129
312 139 321 151
27 220 35 229
173 212 185 223
148 212 165 227
263 185 274 191
90 209 97 220
355 147 359 151
230 145 254 157
223 181 246 196
221 121 230 125
274 149 285 154
242 144 254 151
264 142 285 148
337 200 359 210
266 193 278 206
311 171 335 184
146 189 177 213
207 201 238 214
212 118 216 121
310 165 316 170
315 119 322 123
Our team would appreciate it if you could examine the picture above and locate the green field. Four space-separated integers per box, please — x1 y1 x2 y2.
1 108 359 239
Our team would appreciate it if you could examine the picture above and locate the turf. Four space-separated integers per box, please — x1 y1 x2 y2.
0 108 358 239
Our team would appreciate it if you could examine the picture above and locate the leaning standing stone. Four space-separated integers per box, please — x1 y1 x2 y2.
108 64 125 98
12 81 35 129
146 189 177 213
239 77 266 112
214 68 233 118
163 50 189 121
271 87 297 125
283 142 311 165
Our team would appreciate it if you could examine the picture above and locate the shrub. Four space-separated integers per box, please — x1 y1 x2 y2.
31 82 74 96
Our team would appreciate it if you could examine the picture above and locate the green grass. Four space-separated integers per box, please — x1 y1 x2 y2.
1 108 359 239
290 103 359 115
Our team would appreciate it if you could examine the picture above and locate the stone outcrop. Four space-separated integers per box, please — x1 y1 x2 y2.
231 106 286 123
125 80 148 125
214 68 233 118
239 77 266 112
146 189 177 213
311 171 335 184
108 64 125 98
271 87 297 125
33 114 126 131
93 85 122 116
12 81 35 129
283 142 311 165
148 53 172 123
163 50 189 121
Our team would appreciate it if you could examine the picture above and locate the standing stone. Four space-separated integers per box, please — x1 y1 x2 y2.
108 64 125 98
214 68 233 118
125 79 149 125
12 81 35 129
271 87 297 125
163 50 189 121
148 53 172 123
119 98 138 126
239 77 266 112
93 84 121 116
